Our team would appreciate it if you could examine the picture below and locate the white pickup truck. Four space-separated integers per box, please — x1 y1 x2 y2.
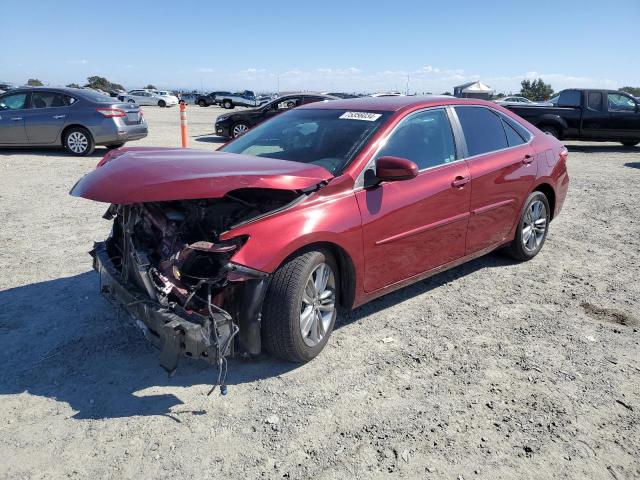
217 90 271 109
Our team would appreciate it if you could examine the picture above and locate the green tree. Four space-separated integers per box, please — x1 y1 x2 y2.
27 78 44 86
145 84 157 90
85 76 124 92
519 78 554 101
620 86 640 97
66 83 81 88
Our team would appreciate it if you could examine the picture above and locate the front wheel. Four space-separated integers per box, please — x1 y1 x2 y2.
158 100 166 108
621 141 639 147
262 250 339 362
504 191 550 261
231 122 250 138
198 100 207 107
128 99 135 104
63 127 95 156
223 100 233 109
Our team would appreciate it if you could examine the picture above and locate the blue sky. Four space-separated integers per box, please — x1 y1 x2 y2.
2 0 638 93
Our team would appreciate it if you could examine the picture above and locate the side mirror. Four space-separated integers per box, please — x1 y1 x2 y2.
375 156 419 182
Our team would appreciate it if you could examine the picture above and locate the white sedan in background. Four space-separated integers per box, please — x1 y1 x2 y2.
120 89 178 107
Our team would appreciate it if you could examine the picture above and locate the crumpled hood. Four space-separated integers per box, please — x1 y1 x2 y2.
70 147 333 204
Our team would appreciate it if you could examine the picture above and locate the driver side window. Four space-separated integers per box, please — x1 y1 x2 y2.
376 108 456 170
607 93 636 112
0 92 28 110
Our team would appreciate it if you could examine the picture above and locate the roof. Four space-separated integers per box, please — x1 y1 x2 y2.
301 95 468 112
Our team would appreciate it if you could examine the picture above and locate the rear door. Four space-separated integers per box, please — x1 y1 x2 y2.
0 91 29 144
580 91 609 140
453 106 536 255
606 92 640 139
23 90 73 144
356 107 471 292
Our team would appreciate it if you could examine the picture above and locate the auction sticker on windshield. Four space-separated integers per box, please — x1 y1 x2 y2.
339 111 382 121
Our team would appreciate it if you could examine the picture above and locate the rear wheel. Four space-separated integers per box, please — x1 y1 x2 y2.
63 127 95 156
504 191 550 261
223 100 233 109
128 99 135 104
198 99 207 107
540 125 559 139
621 141 639 147
158 100 166 108
262 250 339 363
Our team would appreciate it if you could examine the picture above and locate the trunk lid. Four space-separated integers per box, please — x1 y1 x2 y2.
70 147 333 204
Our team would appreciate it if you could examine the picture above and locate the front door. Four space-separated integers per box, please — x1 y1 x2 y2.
24 90 72 144
356 107 471 293
453 106 536 254
606 92 640 140
0 91 29 144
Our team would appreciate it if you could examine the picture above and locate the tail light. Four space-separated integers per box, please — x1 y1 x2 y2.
96 108 126 118
139 107 144 116
96 148 127 168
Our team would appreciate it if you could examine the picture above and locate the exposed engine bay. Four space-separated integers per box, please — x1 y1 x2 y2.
93 188 301 393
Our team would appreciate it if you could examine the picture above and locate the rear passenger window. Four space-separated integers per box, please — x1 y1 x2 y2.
31 91 73 109
587 92 603 111
455 106 508 157
377 108 456 170
502 120 525 147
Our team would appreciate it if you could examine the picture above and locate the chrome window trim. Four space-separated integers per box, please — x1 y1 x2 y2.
354 104 535 191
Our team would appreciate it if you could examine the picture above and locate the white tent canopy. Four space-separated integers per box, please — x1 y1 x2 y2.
459 81 493 93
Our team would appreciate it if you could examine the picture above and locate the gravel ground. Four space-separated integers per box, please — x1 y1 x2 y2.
0 106 639 480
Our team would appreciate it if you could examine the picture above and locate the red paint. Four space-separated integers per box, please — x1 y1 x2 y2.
70 148 332 204
74 97 569 309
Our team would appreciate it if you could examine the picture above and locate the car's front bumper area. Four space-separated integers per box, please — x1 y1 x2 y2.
92 241 232 374
215 121 232 137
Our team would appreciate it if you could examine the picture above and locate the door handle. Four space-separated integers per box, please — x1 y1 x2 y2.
52 115 66 119
451 176 470 188
522 154 534 164
11 117 23 121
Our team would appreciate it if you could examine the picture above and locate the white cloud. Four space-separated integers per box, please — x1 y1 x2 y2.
197 67 215 73
66 59 87 65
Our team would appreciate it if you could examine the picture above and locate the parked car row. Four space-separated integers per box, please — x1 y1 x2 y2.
118 89 179 107
0 87 147 155
197 90 272 109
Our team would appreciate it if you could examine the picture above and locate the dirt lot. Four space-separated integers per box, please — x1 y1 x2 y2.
0 106 639 480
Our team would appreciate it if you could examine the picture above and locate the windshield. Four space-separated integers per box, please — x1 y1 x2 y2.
220 109 390 174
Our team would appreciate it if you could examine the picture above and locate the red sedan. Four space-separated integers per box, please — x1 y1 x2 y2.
72 96 569 379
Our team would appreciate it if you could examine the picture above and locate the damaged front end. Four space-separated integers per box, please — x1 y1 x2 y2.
92 189 298 390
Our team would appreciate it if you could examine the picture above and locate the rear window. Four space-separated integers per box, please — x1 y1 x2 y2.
79 90 114 103
455 106 508 157
31 91 75 108
587 92 603 111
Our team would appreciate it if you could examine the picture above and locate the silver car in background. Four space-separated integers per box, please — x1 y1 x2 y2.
0 87 147 156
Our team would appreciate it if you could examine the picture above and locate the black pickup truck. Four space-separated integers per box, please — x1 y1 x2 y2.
506 89 640 146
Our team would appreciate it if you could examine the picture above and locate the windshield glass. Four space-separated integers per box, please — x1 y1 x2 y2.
220 109 390 174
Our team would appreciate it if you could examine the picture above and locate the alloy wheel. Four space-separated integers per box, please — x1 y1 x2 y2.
232 124 249 137
67 131 88 154
300 263 336 347
522 200 547 252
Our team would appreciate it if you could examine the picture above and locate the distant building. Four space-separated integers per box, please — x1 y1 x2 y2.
453 81 493 99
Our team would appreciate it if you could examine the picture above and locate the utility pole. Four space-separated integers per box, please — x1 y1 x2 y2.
406 75 410 96
277 75 280 95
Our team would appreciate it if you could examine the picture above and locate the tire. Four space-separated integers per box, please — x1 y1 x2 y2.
231 122 250 138
158 100 166 108
63 127 95 156
198 100 207 107
223 100 233 109
262 250 339 363
106 143 125 150
504 191 551 261
621 141 639 147
128 99 135 104
540 125 559 139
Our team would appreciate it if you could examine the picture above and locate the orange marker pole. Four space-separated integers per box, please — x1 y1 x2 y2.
179 101 188 148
